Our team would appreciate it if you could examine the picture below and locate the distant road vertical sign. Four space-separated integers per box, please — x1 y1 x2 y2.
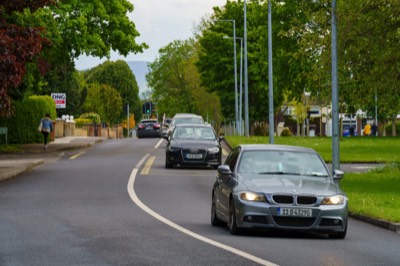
51 93 66 109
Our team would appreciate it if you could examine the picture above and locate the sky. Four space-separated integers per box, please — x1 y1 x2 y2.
74 0 227 70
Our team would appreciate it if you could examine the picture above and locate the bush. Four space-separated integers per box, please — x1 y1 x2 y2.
80 112 101 124
74 118 92 127
0 96 56 144
280 128 292 137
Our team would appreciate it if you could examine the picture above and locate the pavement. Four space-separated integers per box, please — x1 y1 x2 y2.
0 136 399 234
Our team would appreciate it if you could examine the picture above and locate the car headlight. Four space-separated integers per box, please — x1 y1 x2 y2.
322 195 345 205
208 147 220 154
239 192 266 202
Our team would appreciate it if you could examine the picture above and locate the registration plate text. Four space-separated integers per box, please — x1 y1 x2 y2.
187 153 202 159
277 208 312 217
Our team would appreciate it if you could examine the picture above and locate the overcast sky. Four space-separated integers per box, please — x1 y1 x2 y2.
74 0 227 70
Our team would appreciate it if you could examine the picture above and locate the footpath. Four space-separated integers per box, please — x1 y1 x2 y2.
0 136 105 182
0 136 398 234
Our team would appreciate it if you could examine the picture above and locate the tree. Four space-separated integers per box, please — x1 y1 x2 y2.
146 39 222 126
0 0 55 116
83 83 122 125
84 60 141 122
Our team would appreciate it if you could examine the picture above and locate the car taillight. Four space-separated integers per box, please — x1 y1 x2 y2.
138 124 145 129
153 124 160 129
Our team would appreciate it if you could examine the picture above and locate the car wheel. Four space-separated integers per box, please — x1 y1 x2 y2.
165 158 173 169
211 193 224 227
228 198 241 235
328 223 347 239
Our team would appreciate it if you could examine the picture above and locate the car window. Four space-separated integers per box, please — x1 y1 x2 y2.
172 126 215 140
225 147 240 171
237 150 329 176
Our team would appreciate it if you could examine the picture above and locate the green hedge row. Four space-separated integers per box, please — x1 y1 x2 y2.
0 96 56 144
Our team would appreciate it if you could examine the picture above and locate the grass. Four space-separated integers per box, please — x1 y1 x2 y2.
225 135 400 223
0 144 22 153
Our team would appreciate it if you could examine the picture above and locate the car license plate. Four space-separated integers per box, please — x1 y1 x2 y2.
277 208 312 217
187 153 202 159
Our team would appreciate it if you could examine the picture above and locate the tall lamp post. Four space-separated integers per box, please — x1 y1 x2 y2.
244 0 249 137
214 19 238 134
268 0 274 143
331 0 340 171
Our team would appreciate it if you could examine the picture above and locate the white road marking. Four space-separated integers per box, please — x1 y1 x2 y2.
127 155 278 266
155 139 164 149
140 156 155 175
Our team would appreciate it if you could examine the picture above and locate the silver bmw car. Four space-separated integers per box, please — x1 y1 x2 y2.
211 144 348 239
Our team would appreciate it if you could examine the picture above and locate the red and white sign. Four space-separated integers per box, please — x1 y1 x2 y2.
51 93 66 109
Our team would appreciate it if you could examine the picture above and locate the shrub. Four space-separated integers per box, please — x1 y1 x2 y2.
74 118 92 127
80 112 101 124
280 128 292 137
385 122 400 136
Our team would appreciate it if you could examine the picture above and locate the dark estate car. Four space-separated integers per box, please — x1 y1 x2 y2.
165 124 222 169
211 144 348 239
136 119 161 138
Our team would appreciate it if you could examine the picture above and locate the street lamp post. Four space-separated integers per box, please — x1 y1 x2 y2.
244 0 249 137
268 0 274 143
214 20 238 134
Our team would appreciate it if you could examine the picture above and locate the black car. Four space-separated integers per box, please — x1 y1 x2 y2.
136 119 161 138
165 124 222 169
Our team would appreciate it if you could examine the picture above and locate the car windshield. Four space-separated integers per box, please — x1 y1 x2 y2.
173 127 216 140
237 150 329 177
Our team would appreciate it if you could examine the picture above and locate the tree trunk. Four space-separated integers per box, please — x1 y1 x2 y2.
392 118 397 137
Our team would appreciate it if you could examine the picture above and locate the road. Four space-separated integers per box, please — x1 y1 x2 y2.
0 138 399 265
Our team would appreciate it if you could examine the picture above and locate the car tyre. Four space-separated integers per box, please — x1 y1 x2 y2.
228 198 242 235
211 193 224 227
165 158 173 169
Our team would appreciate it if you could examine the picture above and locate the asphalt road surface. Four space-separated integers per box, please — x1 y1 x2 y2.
0 138 399 266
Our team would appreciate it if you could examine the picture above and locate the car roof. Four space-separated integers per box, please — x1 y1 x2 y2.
172 113 203 118
238 144 316 153
140 119 158 123
174 123 212 128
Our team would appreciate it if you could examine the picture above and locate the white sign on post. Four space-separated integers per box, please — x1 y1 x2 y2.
51 93 66 109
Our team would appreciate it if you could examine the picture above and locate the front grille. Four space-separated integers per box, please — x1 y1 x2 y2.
273 217 315 227
273 195 294 204
297 196 317 205
181 148 207 162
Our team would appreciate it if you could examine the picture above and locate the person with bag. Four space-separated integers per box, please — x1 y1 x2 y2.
38 113 53 150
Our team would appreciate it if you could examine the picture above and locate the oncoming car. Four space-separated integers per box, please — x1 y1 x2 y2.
211 144 348 239
136 119 161 138
165 124 222 169
165 113 204 139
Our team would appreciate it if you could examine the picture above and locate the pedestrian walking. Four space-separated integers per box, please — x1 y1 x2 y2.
371 122 378 137
363 123 371 136
38 113 53 150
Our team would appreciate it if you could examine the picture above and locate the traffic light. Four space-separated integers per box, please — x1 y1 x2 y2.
145 102 152 114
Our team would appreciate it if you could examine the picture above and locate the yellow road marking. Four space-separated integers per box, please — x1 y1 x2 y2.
69 151 86 160
140 156 155 175
222 148 229 156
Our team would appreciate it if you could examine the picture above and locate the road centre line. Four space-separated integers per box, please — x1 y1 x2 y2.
140 156 155 175
155 139 164 149
127 155 277 266
69 151 86 160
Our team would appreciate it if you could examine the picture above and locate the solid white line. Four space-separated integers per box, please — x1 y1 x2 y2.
127 155 278 266
155 139 164 149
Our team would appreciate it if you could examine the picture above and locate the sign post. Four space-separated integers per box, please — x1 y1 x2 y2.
0 127 8 146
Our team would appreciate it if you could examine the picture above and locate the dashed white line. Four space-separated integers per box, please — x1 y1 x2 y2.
127 155 278 266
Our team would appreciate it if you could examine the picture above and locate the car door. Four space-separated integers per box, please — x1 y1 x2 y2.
216 147 240 219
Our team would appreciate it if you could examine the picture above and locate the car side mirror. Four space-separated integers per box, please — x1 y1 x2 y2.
218 135 224 141
333 169 344 180
217 165 231 175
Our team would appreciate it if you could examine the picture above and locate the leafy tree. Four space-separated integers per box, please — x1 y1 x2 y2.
84 60 141 122
0 0 54 116
83 83 122 125
146 39 222 126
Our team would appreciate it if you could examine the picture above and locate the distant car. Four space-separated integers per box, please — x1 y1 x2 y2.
165 124 222 169
165 113 204 139
211 144 348 239
136 119 161 138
